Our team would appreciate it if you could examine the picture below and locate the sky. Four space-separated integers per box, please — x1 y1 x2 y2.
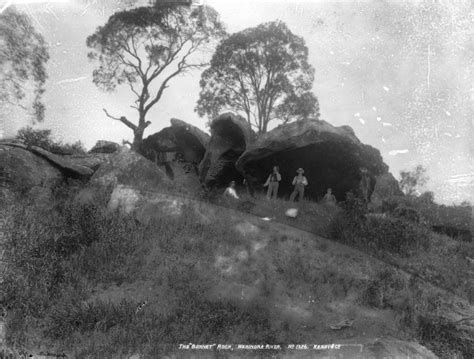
1 0 472 204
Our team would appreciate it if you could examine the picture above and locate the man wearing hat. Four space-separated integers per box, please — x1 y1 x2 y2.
289 168 308 202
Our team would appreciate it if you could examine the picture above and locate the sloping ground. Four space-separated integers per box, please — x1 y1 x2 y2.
212 191 473 302
80 192 471 358
1 189 472 358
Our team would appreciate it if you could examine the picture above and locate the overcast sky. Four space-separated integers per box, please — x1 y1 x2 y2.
1 0 472 204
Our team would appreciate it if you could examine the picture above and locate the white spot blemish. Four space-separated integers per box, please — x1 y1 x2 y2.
372 106 377 111
376 117 382 122
359 118 365 125
382 122 393 127
383 86 390 92
354 112 360 117
57 76 88 85
388 149 409 156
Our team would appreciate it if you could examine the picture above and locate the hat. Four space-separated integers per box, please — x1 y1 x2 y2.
296 168 304 174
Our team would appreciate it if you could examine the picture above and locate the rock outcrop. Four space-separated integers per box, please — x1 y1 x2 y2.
1 142 94 178
140 119 209 189
89 140 121 154
0 141 170 200
235 119 396 202
30 145 94 178
0 143 64 197
141 119 210 165
90 147 170 191
199 113 255 187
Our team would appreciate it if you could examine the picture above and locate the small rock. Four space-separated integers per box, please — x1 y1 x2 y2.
89 140 121 154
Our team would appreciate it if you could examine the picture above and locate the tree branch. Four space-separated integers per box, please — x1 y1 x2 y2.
103 108 137 131
144 40 201 114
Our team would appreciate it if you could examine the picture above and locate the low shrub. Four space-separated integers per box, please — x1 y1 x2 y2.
362 268 407 309
16 126 86 155
331 195 431 256
417 315 472 358
364 216 431 255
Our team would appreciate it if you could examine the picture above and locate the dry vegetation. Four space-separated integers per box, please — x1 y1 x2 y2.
1 185 472 358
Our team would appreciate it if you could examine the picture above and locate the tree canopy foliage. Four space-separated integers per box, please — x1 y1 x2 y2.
196 21 319 133
0 7 49 122
86 3 225 149
400 165 429 196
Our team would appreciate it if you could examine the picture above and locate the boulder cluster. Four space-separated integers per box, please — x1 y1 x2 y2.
1 113 402 204
198 113 401 203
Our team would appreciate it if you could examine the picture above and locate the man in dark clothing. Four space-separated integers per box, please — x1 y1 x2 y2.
263 166 281 200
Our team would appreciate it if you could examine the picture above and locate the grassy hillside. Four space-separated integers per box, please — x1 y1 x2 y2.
1 185 472 358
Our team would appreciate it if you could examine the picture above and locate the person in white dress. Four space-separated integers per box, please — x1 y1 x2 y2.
223 181 239 199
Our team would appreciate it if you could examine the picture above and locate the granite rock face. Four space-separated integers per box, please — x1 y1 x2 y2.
141 118 210 165
0 140 171 200
0 143 64 196
234 119 396 202
199 113 255 187
90 147 170 191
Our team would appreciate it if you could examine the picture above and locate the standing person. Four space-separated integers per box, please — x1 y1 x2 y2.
323 188 337 205
223 181 239 200
263 166 281 200
289 168 308 202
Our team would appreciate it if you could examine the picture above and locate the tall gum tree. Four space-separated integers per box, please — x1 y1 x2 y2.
0 7 49 123
86 3 225 149
196 21 319 134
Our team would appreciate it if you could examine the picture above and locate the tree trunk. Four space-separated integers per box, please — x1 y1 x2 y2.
131 131 143 151
131 115 148 151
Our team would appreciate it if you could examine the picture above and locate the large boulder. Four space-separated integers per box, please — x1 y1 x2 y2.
235 119 394 202
199 113 255 187
0 143 64 196
1 142 94 179
29 145 94 178
140 119 208 193
141 118 210 165
90 147 170 192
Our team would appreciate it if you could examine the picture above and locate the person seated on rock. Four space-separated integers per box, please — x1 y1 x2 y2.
323 188 337 205
289 168 308 202
263 166 281 200
223 180 239 200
